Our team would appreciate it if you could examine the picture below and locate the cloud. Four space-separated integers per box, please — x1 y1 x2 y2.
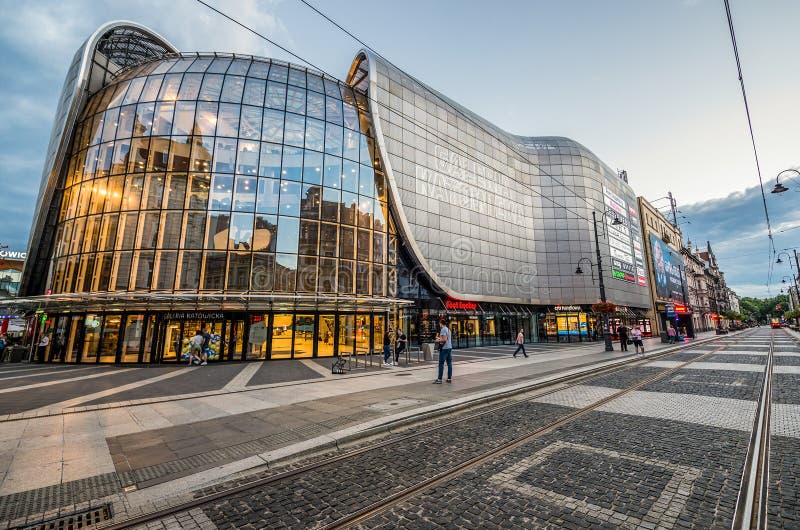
681 182 800 298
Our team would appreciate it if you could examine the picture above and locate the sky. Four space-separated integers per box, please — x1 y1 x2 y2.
0 0 797 298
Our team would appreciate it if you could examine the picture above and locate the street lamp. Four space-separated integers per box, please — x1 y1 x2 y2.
574 209 626 352
771 169 800 194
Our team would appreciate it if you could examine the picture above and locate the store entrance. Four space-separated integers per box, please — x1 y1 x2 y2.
156 318 224 363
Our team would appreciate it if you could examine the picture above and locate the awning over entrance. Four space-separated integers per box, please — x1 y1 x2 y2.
3 292 413 314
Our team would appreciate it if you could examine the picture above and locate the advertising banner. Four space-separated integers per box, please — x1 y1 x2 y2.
649 234 686 303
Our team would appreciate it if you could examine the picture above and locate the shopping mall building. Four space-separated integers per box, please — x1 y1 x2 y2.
14 21 654 364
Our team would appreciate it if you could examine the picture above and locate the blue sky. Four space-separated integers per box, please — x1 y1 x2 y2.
0 0 798 297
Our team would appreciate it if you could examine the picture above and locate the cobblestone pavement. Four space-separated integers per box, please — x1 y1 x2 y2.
769 332 800 529
129 329 799 529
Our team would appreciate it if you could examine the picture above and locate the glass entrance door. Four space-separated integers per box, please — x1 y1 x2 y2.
317 314 336 357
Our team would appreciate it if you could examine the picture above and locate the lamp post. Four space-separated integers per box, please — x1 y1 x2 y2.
574 210 624 352
771 169 800 194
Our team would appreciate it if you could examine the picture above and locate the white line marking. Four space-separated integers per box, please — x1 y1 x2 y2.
35 368 192 411
0 368 135 394
300 359 335 378
223 363 263 390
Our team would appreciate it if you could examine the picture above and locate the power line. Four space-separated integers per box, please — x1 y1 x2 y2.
191 0 602 228
296 0 605 209
722 0 776 289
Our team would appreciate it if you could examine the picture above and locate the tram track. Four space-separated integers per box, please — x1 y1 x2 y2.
90 331 752 530
730 328 800 530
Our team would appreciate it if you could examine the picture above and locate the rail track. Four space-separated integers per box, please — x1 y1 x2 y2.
89 329 772 530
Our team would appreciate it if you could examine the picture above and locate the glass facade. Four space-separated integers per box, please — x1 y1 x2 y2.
49 54 395 298
19 24 657 364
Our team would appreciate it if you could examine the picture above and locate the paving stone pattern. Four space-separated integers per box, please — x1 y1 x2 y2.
770 335 800 528
773 374 800 405
774 355 800 366
645 370 764 401
702 353 767 365
194 401 575 529
358 411 750 530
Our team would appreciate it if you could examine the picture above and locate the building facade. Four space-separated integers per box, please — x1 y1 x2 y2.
636 197 692 338
16 22 653 363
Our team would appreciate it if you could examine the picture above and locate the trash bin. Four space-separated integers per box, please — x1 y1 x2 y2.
422 342 436 361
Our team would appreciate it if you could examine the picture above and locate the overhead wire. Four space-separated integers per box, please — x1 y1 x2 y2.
722 0 776 289
295 0 610 217
193 0 621 230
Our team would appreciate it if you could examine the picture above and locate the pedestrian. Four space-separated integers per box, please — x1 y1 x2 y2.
52 334 65 362
189 329 204 365
513 328 528 358
0 334 5 362
394 328 407 366
200 327 211 365
630 325 644 354
433 319 453 384
37 332 50 363
382 328 393 367
667 326 676 344
617 324 629 352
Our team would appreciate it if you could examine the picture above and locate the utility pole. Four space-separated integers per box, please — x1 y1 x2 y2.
667 191 678 227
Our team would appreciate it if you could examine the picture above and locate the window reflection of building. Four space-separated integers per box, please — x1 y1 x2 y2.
48 56 395 298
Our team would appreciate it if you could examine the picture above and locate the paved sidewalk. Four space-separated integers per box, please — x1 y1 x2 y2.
0 332 716 526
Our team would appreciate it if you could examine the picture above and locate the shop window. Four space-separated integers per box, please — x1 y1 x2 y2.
271 313 293 359
82 314 102 363
293 315 314 358
317 315 336 357
121 315 145 362
248 314 269 360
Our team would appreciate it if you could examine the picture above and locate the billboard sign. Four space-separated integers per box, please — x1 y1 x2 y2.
649 234 686 304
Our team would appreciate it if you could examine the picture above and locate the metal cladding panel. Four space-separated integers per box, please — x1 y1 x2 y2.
353 51 651 308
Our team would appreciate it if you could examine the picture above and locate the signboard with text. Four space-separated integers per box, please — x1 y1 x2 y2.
602 185 646 286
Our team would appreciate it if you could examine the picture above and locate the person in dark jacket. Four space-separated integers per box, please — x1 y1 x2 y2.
617 325 629 352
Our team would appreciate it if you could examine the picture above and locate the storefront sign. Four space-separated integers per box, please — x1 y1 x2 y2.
665 303 676 317
673 304 690 314
554 305 582 312
0 250 26 260
165 312 225 321
445 300 477 311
